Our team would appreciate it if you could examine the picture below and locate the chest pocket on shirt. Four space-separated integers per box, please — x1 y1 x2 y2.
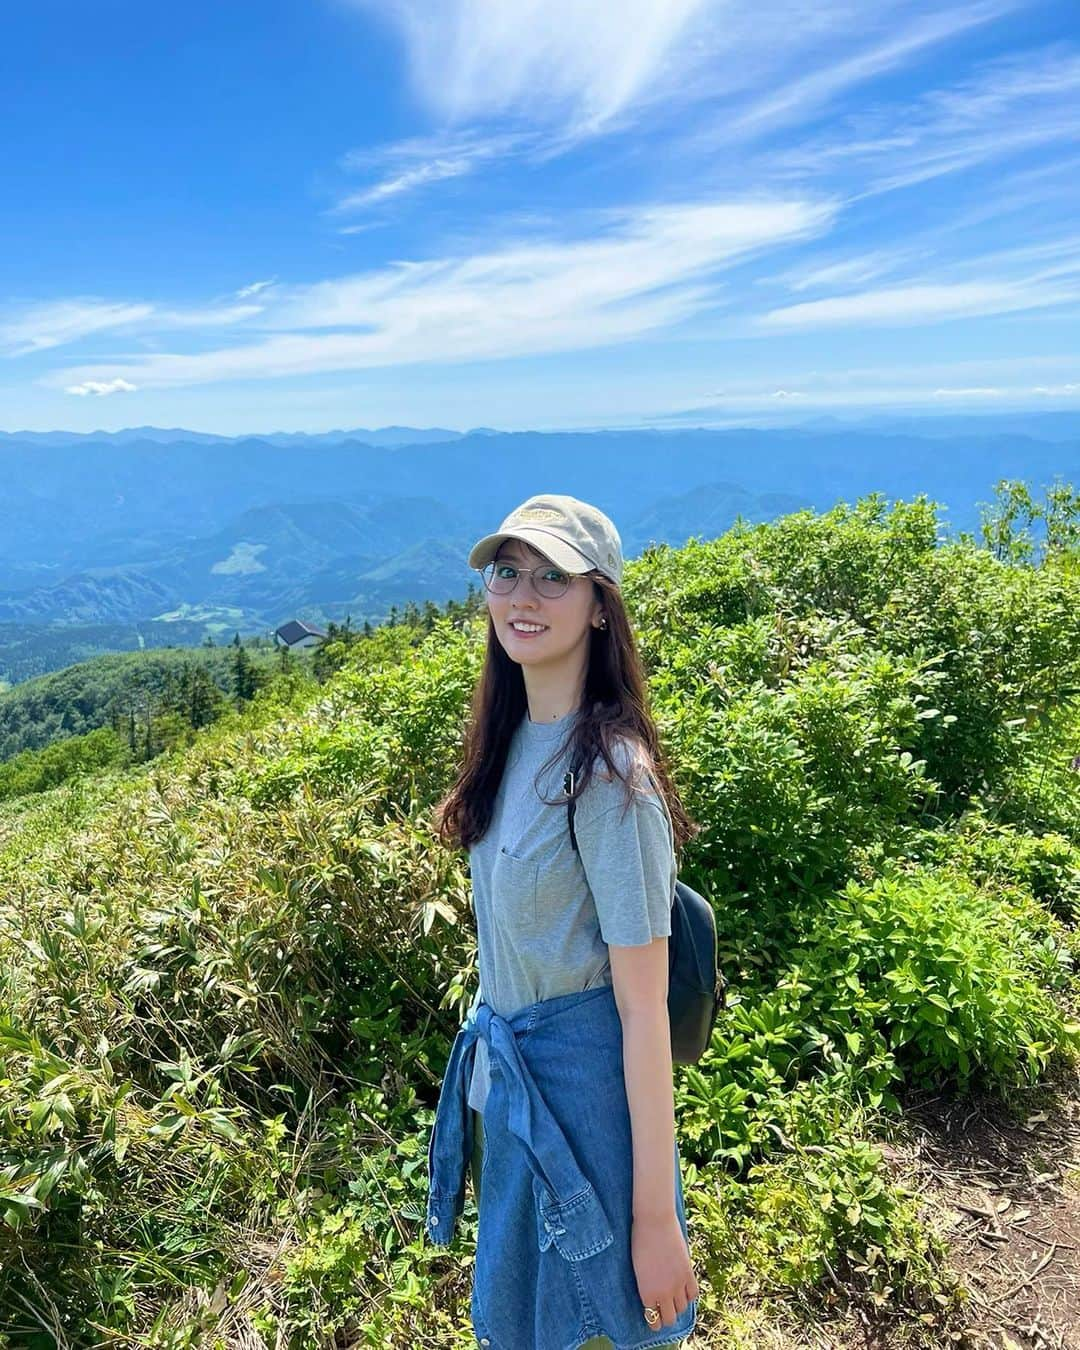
493 845 539 931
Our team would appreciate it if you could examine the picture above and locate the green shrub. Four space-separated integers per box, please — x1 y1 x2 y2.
795 868 1080 1090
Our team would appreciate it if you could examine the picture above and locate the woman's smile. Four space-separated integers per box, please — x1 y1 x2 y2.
508 619 549 638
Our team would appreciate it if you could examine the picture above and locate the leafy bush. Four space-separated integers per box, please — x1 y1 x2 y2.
794 868 1080 1090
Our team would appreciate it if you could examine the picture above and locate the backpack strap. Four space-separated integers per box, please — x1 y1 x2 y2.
565 744 665 852
564 754 585 853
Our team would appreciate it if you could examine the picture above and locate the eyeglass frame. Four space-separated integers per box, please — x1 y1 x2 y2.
476 559 586 599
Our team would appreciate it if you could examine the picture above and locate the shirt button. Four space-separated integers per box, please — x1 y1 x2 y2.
429 1216 439 1227
480 1340 490 1346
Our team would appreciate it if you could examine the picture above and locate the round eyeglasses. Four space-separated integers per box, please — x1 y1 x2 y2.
480 560 575 599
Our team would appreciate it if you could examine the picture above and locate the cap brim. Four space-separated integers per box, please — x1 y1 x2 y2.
468 528 591 575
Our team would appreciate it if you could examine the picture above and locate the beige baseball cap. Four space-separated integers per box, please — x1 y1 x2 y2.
468 494 623 586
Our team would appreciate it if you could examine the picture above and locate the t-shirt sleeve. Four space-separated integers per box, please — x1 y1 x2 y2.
574 742 676 947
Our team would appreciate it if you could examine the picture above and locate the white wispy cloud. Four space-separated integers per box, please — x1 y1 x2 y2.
235 278 277 298
351 0 713 137
753 227 1080 332
1 300 154 356
944 234 1080 281
65 377 138 397
1 296 262 357
924 155 1080 245
726 1 1015 140
334 130 524 213
765 232 1080 310
767 247 926 293
47 196 838 390
351 0 1021 161
339 159 466 209
321 1 1041 237
155 304 265 327
759 276 1080 330
769 42 1080 196
326 0 1040 250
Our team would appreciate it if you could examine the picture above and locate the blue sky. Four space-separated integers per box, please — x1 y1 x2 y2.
2 0 1078 432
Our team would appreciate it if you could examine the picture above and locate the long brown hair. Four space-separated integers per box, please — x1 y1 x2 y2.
433 565 699 856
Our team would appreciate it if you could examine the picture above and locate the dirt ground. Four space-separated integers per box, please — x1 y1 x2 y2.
702 1066 1080 1350
890 1066 1080 1350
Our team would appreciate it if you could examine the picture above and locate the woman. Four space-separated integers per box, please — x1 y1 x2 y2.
425 493 700 1349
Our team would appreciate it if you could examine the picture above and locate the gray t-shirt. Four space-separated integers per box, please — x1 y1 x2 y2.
465 706 677 1113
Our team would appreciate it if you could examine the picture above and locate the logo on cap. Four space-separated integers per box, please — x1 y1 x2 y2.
512 508 564 524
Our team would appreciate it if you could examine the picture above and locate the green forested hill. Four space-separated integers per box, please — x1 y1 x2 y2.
0 639 321 807
0 618 236 689
0 641 285 762
0 488 1078 1348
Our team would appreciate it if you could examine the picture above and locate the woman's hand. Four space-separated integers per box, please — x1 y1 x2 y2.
631 1211 699 1331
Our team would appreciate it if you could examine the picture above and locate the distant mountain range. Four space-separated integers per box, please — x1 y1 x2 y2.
0 413 1075 684
0 424 465 449
4 411 1079 444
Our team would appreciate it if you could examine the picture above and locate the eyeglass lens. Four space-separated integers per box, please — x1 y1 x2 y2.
482 561 570 598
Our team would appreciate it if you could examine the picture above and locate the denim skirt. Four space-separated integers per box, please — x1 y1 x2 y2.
428 982 697 1350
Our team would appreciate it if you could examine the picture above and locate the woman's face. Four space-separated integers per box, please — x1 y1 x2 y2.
488 538 603 669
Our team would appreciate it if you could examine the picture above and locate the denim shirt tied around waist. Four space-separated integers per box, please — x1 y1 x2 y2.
425 983 697 1350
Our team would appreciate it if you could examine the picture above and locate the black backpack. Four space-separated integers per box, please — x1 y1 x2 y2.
563 757 725 1064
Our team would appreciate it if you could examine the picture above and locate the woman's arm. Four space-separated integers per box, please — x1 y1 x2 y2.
610 937 676 1220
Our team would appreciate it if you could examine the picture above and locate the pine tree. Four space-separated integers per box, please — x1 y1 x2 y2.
188 664 217 728
232 643 257 705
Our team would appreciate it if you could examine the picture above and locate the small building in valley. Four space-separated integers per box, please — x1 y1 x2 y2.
273 619 327 650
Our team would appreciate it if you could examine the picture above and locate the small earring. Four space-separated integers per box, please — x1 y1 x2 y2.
598 617 607 630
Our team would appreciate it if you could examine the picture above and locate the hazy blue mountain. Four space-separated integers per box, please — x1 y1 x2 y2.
0 570 177 625
621 482 811 555
0 425 462 448
0 426 229 447
1 414 1075 683
244 426 463 448
0 495 477 628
